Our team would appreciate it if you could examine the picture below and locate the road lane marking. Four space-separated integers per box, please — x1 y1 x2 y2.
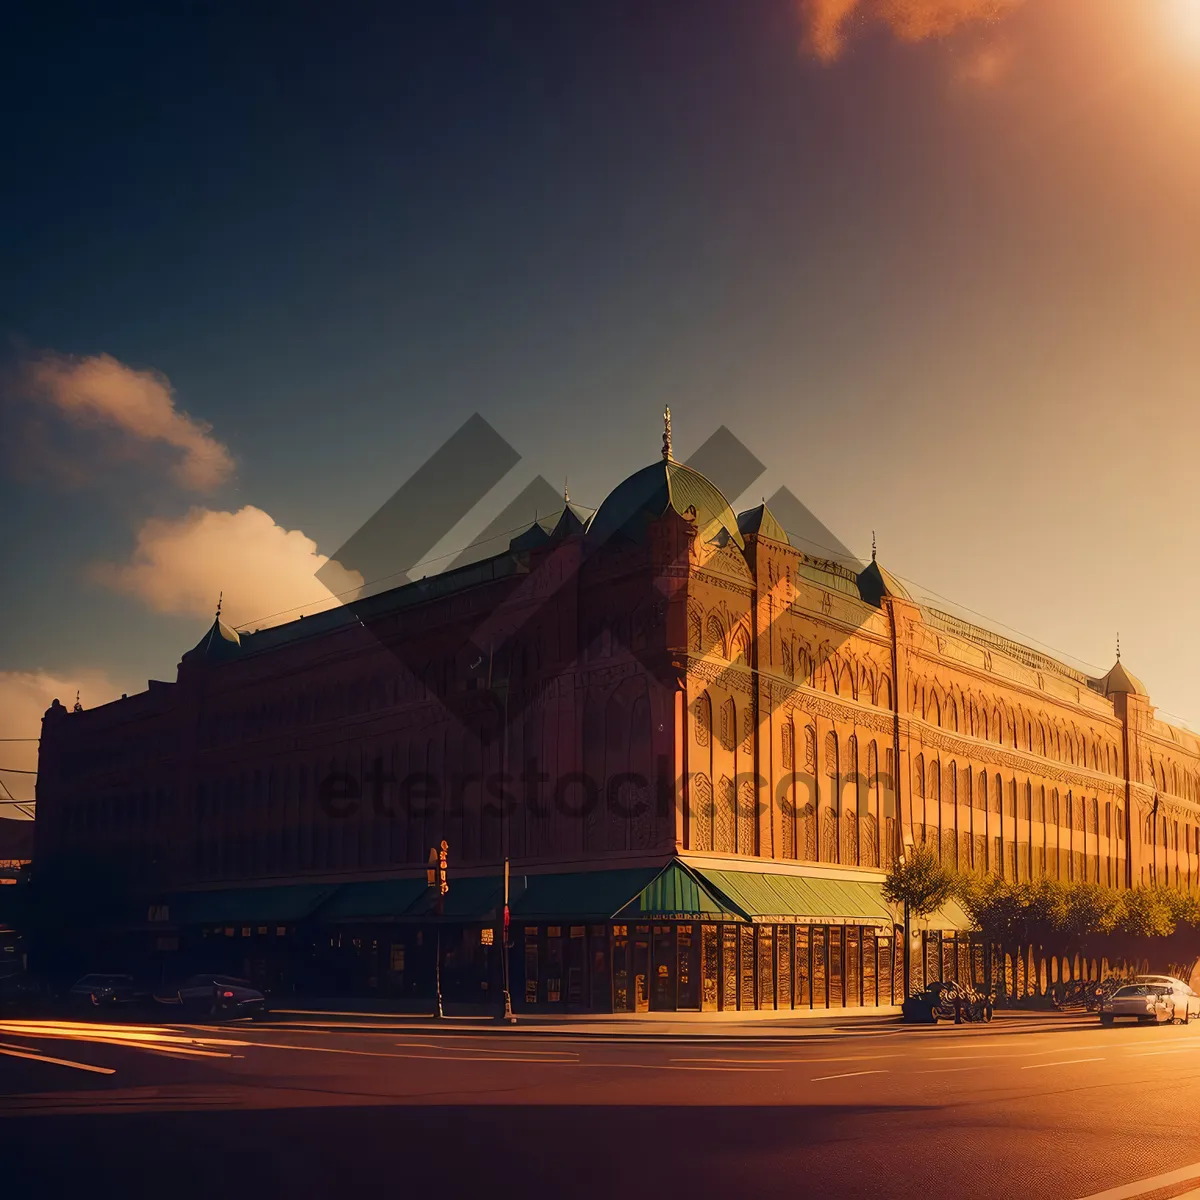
0 1043 116 1075
670 1054 900 1065
392 1042 578 1057
810 1069 889 1082
1021 1058 1104 1070
583 1063 781 1073
1074 1159 1200 1199
916 1066 982 1074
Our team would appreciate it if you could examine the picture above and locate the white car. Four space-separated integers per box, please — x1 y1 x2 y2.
1100 979 1200 1025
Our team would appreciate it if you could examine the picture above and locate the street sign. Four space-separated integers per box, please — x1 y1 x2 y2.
438 840 449 895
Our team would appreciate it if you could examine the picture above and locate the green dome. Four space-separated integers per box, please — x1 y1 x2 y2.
587 459 744 550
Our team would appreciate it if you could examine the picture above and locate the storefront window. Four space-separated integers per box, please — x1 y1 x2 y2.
811 926 827 1008
777 926 792 1010
795 926 811 1008
720 925 738 1010
677 924 698 1010
739 925 755 1010
546 927 564 1003
846 927 860 1007
757 927 774 1010
829 926 844 1007
862 928 877 1007
524 926 539 1005
701 924 719 1011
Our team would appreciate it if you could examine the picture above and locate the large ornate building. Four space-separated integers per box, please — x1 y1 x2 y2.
32 423 1200 1010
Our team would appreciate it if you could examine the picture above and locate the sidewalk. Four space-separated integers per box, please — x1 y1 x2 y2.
259 1001 1095 1040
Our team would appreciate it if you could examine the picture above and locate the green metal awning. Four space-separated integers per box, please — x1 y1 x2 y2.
511 868 662 921
172 883 339 926
317 877 428 924
694 868 892 927
919 897 976 933
616 861 748 922
403 875 503 922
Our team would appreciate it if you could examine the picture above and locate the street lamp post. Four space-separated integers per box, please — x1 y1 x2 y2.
491 655 516 1024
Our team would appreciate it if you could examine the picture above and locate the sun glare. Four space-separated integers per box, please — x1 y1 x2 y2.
1166 0 1200 51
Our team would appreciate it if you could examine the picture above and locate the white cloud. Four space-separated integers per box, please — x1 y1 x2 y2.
16 350 234 491
0 669 123 804
91 505 364 630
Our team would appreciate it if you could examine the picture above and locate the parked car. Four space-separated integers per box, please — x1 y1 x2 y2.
0 971 48 1015
155 973 268 1021
1099 980 1200 1025
67 973 148 1010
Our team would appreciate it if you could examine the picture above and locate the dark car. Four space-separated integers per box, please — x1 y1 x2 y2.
155 973 268 1021
0 971 49 1015
67 973 148 1010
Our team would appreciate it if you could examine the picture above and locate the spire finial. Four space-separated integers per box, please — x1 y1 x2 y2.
215 591 223 620
564 476 569 504
662 406 673 461
1116 632 1121 661
871 530 877 563
73 689 82 713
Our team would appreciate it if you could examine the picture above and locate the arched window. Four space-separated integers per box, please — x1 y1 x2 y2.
719 698 736 752
716 776 736 853
693 693 711 748
705 614 726 659
687 605 703 653
730 624 752 666
946 695 958 732
691 773 713 851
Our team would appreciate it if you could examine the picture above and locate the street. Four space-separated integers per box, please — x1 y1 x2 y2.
3 1013 1200 1198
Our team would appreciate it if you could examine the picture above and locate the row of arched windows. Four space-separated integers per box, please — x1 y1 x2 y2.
913 680 1123 776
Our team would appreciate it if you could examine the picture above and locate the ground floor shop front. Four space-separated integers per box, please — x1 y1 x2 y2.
105 858 977 1011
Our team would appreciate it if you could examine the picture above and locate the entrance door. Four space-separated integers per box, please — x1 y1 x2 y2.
633 927 651 1013
651 925 675 1010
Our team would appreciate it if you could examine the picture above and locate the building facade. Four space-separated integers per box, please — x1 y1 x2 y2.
31 433 1200 1010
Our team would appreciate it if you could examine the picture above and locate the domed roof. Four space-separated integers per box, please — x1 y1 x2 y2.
857 558 911 607
508 519 551 553
1099 658 1147 698
737 503 788 544
587 458 744 551
182 615 242 664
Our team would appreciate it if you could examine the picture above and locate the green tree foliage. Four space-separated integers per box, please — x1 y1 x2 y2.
882 843 956 918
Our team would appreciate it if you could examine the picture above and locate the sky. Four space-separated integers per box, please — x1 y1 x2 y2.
2 0 1200 808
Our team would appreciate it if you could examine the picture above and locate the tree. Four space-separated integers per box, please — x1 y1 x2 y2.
883 844 956 996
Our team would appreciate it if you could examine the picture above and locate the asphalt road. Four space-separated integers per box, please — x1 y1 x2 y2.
3 1013 1200 1199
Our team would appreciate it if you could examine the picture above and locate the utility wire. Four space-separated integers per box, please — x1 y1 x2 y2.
233 502 597 632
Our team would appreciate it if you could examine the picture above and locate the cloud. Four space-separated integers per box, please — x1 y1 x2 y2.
797 0 1026 61
955 38 1015 85
14 351 233 491
0 669 123 801
91 505 365 631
